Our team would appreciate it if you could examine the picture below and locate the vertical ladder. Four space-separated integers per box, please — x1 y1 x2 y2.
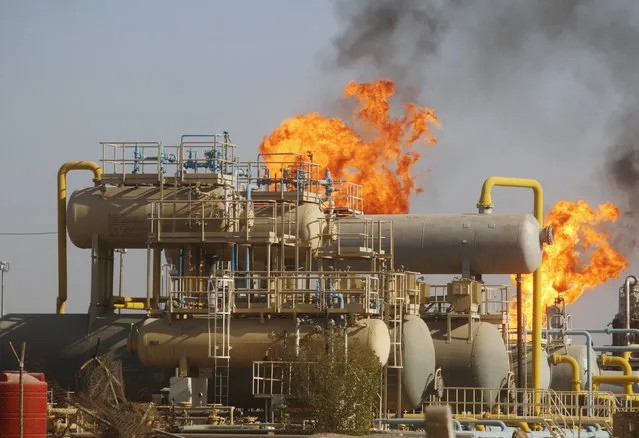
207 277 233 406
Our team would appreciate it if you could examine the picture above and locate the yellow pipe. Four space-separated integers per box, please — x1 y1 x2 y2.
57 162 103 314
601 353 634 395
552 354 581 392
477 177 544 393
112 302 146 310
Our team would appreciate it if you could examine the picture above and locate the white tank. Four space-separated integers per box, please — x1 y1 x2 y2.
129 317 391 368
549 345 600 391
353 213 544 274
67 186 249 248
511 347 551 389
387 315 437 410
429 319 510 403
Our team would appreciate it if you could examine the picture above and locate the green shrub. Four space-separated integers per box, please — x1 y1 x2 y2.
286 326 382 435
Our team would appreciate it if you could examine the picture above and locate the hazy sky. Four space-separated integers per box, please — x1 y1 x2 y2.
1 0 636 342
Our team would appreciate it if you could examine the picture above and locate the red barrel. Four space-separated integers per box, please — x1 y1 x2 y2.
0 372 48 437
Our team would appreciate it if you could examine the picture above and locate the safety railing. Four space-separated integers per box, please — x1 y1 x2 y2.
320 218 393 259
252 361 313 398
241 155 325 195
148 199 297 244
424 387 615 423
177 139 236 184
168 272 393 315
101 141 178 184
421 284 511 317
330 181 364 215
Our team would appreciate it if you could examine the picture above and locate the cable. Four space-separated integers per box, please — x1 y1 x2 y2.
0 232 57 236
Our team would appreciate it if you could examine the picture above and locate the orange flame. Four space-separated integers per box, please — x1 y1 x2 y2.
511 200 628 328
258 80 440 214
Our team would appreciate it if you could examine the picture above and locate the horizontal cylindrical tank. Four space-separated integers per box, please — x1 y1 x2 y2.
350 214 544 274
0 372 48 437
387 315 437 410
129 317 391 368
511 347 551 389
67 186 249 249
548 345 600 391
429 319 510 403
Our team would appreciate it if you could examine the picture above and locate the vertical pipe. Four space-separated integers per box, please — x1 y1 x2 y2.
516 274 524 388
625 276 638 345
19 342 25 438
146 245 152 310
1 269 4 319
153 247 161 309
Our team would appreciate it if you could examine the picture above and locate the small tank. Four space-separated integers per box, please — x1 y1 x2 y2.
67 186 250 248
511 347 551 389
548 345 600 391
387 315 437 410
429 319 510 404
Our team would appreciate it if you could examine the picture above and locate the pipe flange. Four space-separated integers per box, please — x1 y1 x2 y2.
540 226 554 246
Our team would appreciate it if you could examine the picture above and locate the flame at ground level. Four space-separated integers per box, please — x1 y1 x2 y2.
259 80 440 214
510 200 628 329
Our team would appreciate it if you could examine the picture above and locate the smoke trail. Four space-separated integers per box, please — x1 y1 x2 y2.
328 0 639 242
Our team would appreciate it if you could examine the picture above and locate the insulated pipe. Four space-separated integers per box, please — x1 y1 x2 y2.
478 177 546 394
57 161 103 314
552 354 581 392
601 353 633 394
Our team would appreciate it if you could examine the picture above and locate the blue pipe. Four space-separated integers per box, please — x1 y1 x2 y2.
178 249 184 277
593 345 639 352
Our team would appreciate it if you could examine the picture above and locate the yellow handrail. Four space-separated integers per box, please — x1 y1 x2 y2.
57 162 103 314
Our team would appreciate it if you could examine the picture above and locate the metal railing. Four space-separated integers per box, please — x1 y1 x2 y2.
252 361 312 398
322 218 393 258
425 387 615 422
168 272 386 315
422 284 511 317
149 199 296 243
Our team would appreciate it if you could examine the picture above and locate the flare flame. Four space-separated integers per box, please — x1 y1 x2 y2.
259 80 440 214
511 200 628 328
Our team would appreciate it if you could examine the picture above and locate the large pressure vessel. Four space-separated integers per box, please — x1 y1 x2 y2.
548 345 600 391
129 317 391 368
511 347 551 389
429 319 510 404
348 214 544 274
387 315 437 410
67 186 249 249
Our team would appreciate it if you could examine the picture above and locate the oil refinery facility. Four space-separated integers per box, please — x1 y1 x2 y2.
1 135 639 437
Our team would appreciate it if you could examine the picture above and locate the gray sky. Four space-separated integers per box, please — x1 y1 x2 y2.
1 0 636 341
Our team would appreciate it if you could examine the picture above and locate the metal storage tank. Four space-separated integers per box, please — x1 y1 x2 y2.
429 319 510 403
387 315 437 410
129 317 391 368
511 347 551 389
354 214 544 274
0 372 48 437
67 186 250 249
548 345 600 391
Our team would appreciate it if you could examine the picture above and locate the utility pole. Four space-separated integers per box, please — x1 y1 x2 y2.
0 261 9 318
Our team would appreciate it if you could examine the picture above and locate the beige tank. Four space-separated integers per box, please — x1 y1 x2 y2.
128 317 391 368
67 186 249 249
